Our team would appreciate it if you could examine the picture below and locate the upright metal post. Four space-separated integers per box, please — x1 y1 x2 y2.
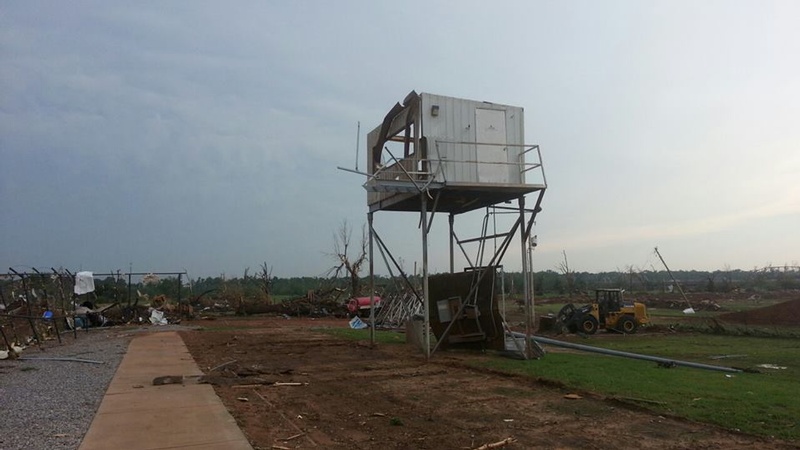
448 213 455 274
421 194 430 359
529 235 537 333
368 212 375 346
518 197 532 359
10 269 33 316
51 268 64 311
127 271 132 307
177 273 183 318
9 269 41 346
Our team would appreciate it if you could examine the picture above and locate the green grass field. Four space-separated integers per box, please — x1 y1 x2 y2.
474 334 800 440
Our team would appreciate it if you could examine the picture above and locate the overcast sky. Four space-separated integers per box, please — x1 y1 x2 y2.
2 1 798 279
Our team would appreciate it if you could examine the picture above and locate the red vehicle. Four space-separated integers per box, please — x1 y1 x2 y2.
347 296 382 317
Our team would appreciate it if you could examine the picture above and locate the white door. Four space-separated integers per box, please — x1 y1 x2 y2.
475 108 509 183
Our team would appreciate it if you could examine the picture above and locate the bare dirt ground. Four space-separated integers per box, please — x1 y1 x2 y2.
179 316 796 450
720 298 800 326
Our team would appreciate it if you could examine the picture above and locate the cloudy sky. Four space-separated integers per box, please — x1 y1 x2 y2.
2 1 798 278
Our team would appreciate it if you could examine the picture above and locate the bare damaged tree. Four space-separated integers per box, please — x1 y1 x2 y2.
557 250 575 297
720 264 733 292
623 264 651 291
259 262 273 304
327 221 368 298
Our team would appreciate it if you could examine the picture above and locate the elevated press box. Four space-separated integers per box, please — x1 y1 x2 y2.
365 92 545 214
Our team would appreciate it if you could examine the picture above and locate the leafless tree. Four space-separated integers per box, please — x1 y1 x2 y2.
259 262 273 304
621 264 652 291
706 271 717 292
327 221 368 297
719 264 733 292
556 250 575 297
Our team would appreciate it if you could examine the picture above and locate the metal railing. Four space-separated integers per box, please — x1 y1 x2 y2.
432 140 546 186
368 140 545 186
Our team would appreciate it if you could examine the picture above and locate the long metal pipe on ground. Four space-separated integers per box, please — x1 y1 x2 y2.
512 332 742 374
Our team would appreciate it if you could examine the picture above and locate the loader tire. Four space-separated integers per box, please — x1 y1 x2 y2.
617 315 638 334
557 304 576 323
557 304 578 334
579 315 599 335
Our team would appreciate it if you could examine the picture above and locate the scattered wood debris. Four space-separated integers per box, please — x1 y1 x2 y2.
472 437 517 450
279 432 305 442
209 359 237 372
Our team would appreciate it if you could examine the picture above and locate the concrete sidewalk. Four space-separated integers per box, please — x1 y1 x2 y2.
79 331 253 450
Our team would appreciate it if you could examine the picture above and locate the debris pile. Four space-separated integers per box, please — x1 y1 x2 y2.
639 296 724 311
195 360 306 388
374 291 423 328
192 287 349 318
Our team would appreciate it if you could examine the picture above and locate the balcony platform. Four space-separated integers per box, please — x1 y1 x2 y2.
366 179 545 214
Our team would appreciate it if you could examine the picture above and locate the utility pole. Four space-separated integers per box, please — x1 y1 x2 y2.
654 247 693 312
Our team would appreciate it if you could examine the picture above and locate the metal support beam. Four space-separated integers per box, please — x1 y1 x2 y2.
458 231 511 245
368 212 376 346
372 229 422 301
421 193 430 359
451 230 476 269
427 190 441 231
449 214 455 274
518 197 532 360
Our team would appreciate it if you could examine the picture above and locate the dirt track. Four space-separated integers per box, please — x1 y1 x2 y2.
180 316 794 450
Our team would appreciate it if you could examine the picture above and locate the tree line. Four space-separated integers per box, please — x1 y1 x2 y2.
85 266 798 304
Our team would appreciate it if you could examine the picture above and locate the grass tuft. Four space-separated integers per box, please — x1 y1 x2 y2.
318 327 406 344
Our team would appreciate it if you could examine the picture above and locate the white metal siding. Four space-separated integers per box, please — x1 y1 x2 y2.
421 93 524 185
422 93 476 183
475 108 509 183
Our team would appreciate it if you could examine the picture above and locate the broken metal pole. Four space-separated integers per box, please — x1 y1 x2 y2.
17 357 103 364
654 247 693 311
514 333 742 373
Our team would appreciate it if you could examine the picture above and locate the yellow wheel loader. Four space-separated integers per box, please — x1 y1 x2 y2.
556 289 649 335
